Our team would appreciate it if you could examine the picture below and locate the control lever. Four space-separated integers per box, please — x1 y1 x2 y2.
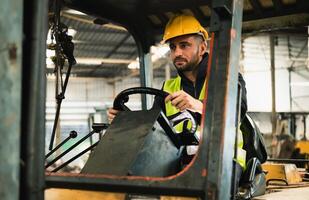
45 130 78 159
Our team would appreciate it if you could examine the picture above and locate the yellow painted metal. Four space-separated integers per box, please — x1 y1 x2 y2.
45 189 198 200
295 141 309 154
160 197 197 200
262 163 302 185
45 189 126 200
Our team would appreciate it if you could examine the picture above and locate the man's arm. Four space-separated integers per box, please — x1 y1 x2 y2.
164 74 247 124
165 90 203 114
156 74 247 124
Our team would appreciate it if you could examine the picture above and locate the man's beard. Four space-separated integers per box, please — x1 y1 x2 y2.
173 55 200 72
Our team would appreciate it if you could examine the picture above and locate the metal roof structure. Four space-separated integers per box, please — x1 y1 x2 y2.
46 0 309 78
63 0 309 41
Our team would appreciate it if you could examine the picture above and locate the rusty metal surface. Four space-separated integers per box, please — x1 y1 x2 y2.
0 0 23 199
203 0 244 199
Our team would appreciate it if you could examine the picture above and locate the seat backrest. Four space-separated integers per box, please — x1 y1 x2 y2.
240 114 268 163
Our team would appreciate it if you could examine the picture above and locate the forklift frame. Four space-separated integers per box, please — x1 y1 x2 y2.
8 0 244 199
45 0 244 199
2 0 308 200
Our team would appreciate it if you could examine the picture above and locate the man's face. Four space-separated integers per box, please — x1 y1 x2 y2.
168 34 206 72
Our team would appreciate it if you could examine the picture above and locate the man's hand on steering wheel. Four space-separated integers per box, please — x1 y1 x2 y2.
165 90 203 114
107 108 120 123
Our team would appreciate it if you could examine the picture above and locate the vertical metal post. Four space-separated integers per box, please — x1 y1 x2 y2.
307 26 309 70
0 1 23 199
20 0 48 199
139 51 153 109
288 67 292 111
204 0 244 199
270 35 277 157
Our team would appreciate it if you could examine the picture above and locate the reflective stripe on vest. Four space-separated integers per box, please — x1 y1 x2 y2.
163 76 205 133
163 76 246 169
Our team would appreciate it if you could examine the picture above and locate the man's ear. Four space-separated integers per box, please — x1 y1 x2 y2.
199 41 207 56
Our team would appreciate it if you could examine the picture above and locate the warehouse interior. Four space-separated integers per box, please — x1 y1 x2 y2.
45 7 309 170
1 0 309 200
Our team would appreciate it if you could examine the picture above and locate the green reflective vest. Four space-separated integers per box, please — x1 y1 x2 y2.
163 75 246 169
163 76 205 132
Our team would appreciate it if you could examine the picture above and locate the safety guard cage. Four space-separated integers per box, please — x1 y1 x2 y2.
20 0 244 199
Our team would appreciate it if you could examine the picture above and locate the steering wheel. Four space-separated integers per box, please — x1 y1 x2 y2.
113 87 197 135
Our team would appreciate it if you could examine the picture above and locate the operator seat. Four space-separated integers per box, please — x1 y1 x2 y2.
237 114 268 200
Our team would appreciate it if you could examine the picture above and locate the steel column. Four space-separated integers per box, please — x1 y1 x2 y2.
270 35 277 157
129 23 154 110
0 0 23 199
139 51 153 109
204 0 244 199
20 0 49 199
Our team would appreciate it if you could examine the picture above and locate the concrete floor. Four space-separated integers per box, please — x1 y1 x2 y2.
254 186 309 200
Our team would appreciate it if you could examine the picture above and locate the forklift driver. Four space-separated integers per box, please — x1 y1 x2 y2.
108 14 248 176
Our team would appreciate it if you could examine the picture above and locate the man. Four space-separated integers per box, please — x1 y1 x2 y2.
108 14 247 127
108 15 248 193
159 15 247 169
108 14 247 168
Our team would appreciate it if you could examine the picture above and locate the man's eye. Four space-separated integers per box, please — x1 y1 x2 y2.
180 44 188 49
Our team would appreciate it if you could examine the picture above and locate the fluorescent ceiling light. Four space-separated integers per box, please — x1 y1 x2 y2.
128 60 139 69
103 24 127 31
68 28 77 37
46 57 135 68
76 57 135 65
65 9 87 16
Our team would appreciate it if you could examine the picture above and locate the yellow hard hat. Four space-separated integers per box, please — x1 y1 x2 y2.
162 14 209 43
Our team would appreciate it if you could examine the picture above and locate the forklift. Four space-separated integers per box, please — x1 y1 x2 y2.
42 0 268 199
2 0 309 200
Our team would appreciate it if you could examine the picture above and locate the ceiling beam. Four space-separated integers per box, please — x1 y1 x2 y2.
243 2 309 21
248 0 263 16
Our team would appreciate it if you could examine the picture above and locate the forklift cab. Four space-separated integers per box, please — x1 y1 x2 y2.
43 0 266 199
14 0 309 199
42 0 262 198
46 0 264 199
